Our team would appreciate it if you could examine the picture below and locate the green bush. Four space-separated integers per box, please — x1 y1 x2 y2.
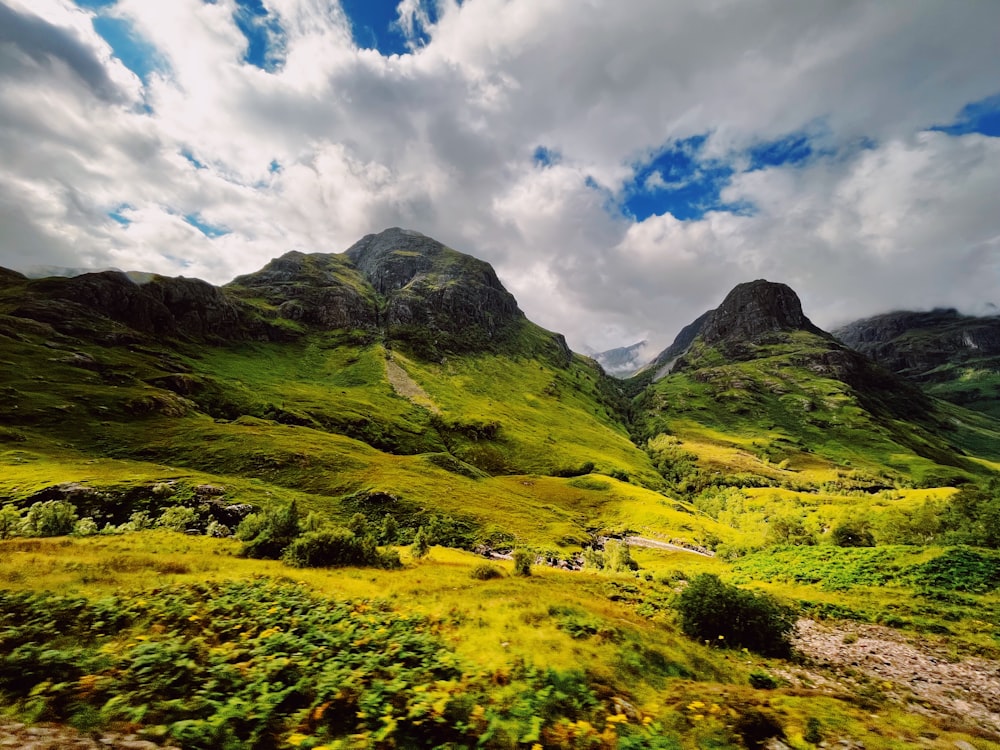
675 574 796 657
513 549 533 577
156 506 200 532
21 501 77 537
205 520 231 538
72 517 99 537
830 520 875 548
237 501 302 559
0 505 22 539
282 526 400 569
605 539 638 572
470 563 503 580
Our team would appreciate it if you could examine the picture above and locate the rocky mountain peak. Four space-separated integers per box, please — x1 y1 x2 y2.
345 228 446 295
699 279 824 345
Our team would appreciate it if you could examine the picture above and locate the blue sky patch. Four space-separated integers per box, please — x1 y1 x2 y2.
184 213 230 239
233 0 285 71
622 135 738 221
107 205 133 226
180 150 207 170
932 93 1000 138
533 146 560 167
747 133 814 171
86 11 165 84
341 0 438 55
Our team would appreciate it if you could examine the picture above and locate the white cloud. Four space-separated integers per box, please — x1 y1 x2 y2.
0 0 998 354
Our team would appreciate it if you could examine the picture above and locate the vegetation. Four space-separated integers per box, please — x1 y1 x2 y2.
676 574 797 657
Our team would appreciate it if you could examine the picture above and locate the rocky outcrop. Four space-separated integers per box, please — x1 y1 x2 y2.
834 308 1000 378
10 271 256 343
227 251 378 330
699 279 827 346
346 228 524 354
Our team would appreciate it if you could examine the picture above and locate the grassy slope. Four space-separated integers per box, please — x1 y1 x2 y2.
635 332 997 486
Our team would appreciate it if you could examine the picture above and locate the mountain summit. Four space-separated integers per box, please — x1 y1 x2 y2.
698 279 826 346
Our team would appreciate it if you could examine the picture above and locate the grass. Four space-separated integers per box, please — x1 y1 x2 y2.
3 531 998 748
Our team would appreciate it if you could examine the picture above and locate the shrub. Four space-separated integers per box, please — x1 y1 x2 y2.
411 526 430 559
831 520 875 548
379 514 399 544
205 520 231 538
282 526 399 569
237 501 302 559
748 669 779 689
605 539 638 572
156 506 199 532
0 505 22 539
121 510 155 533
470 563 503 580
582 547 605 570
73 517 99 537
513 549 533 577
675 573 796 657
21 501 78 537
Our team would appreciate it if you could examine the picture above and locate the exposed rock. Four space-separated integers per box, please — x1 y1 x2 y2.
346 228 524 353
699 279 827 346
227 251 378 330
834 309 1000 379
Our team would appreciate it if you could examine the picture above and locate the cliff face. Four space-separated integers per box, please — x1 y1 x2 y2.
346 228 524 353
834 309 1000 377
1 228 535 358
698 279 827 347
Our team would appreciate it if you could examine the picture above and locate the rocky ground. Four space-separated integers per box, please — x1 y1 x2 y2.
786 619 1000 738
0 721 181 750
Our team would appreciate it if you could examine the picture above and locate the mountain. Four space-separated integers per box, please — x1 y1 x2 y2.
0 228 686 548
590 340 649 377
3 252 1000 749
633 280 1000 489
834 308 1000 418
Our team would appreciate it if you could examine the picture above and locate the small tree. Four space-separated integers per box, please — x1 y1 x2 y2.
831 520 875 548
676 573 796 657
411 526 429 559
513 549 533 577
73 517 99 537
379 514 399 544
605 539 638 572
237 501 302 559
0 505 22 539
21 501 78 537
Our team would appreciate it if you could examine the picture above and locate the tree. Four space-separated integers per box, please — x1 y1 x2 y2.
676 574 796 657
513 549 533 576
411 526 430 559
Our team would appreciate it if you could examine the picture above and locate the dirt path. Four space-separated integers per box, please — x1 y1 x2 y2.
625 535 715 557
786 619 1000 736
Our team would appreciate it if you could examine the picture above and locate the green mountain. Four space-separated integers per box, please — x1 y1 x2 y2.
633 280 1000 489
834 308 1000 418
0 229 698 550
3 238 1000 749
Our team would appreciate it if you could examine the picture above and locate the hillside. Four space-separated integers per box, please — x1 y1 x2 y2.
634 281 1000 491
835 308 1000 418
2 243 1000 749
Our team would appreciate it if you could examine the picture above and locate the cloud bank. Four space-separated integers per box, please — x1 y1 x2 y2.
1 0 998 352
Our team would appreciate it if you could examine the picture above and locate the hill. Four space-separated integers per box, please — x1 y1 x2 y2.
2 246 1000 749
634 281 1000 491
835 308 1000 418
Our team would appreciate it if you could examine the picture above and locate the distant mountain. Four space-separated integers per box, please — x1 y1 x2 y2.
633 280 999 486
834 309 1000 418
590 340 648 377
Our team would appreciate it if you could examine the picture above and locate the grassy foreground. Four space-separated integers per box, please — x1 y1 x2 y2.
2 531 998 749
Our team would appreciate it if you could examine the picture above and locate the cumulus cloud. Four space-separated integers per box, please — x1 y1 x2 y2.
0 0 998 353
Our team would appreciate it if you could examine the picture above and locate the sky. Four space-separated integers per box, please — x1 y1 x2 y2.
1 0 999 356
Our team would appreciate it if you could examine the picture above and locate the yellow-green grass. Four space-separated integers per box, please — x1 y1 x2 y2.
3 532 997 749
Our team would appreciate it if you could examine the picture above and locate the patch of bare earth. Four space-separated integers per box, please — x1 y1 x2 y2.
385 358 439 413
780 619 1000 738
